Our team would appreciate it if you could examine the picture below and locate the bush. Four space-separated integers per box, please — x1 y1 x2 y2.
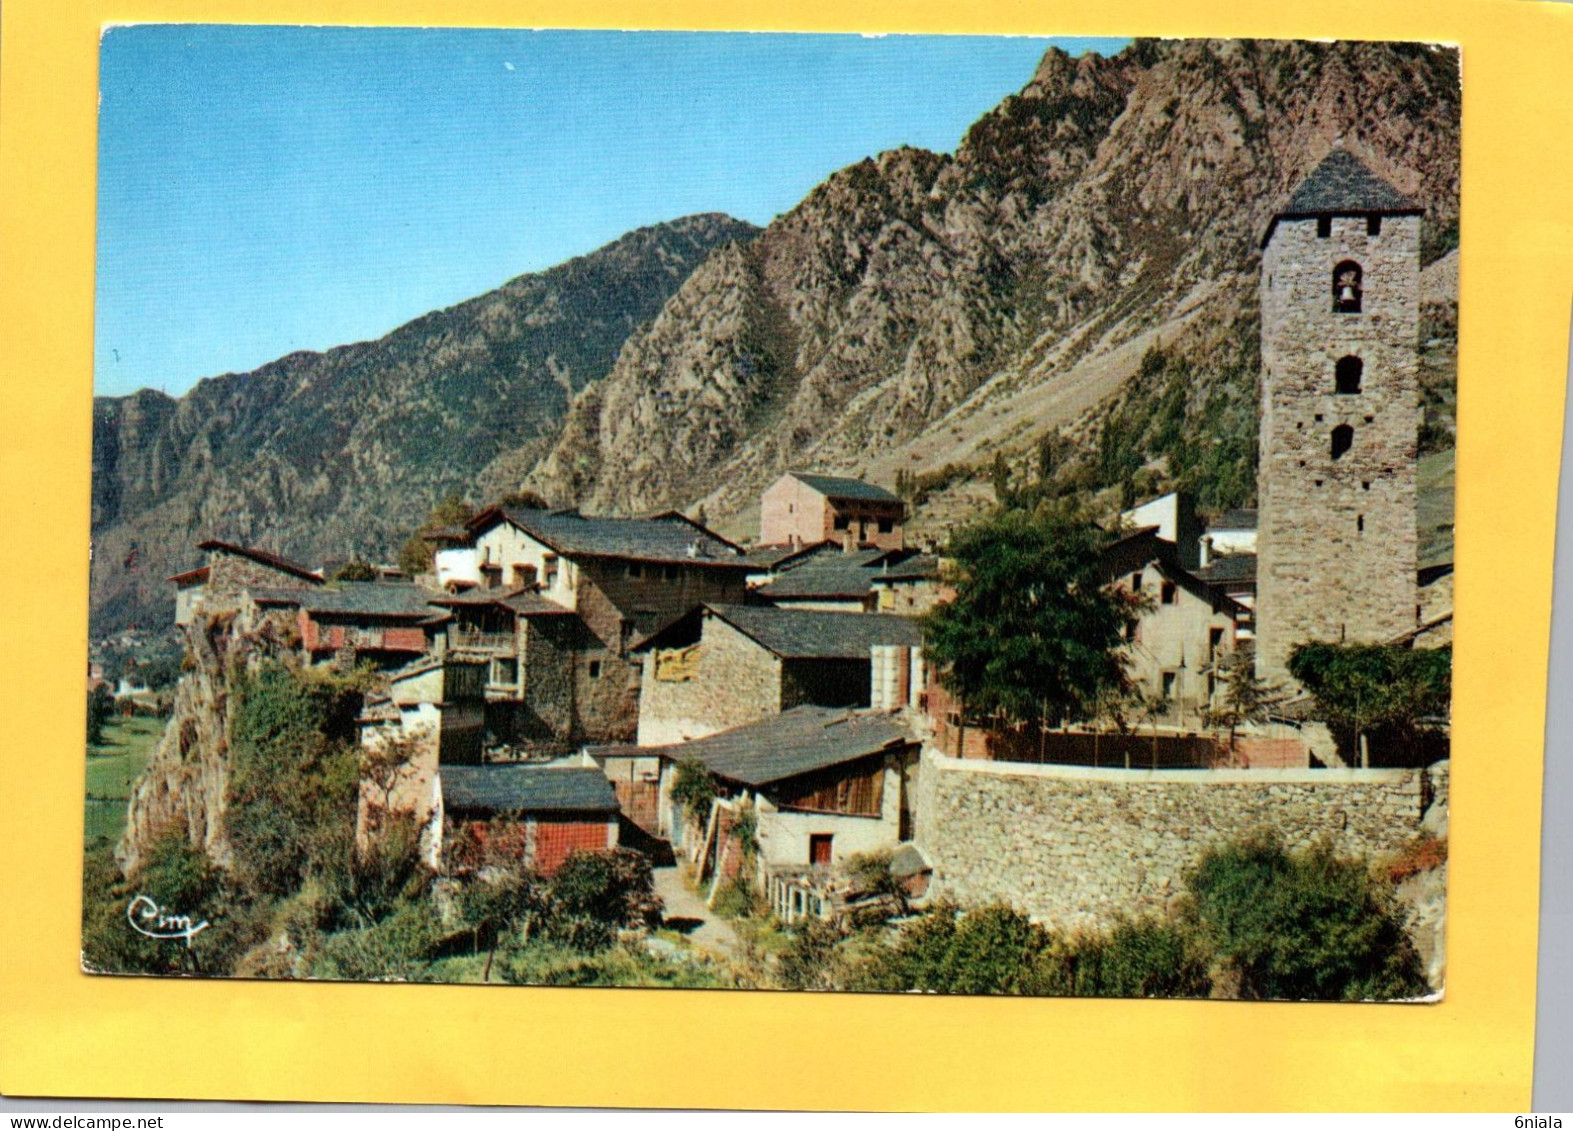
1185 833 1429 1001
709 876 762 921
850 903 1053 995
1023 918 1211 999
776 918 847 991
311 899 445 982
548 849 662 932
670 757 718 824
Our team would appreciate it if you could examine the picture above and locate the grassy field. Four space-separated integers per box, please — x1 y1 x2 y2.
85 715 165 849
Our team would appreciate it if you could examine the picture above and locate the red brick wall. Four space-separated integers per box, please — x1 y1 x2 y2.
384 626 427 651
1234 737 1309 769
533 817 615 875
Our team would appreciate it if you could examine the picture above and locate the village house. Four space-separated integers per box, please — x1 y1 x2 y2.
168 539 323 625
633 603 925 746
357 652 490 766
591 705 918 872
440 763 620 876
758 472 906 551
1202 508 1258 560
248 582 444 668
751 544 947 615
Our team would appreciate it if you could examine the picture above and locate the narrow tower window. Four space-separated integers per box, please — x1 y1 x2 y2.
1335 355 1364 394
1367 215 1382 236
1331 424 1354 460
1317 216 1332 238
1333 261 1363 313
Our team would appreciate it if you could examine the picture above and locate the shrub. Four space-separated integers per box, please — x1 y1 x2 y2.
776 918 847 991
1025 918 1211 999
851 903 1052 995
1185 833 1429 1001
310 899 445 982
671 757 718 824
548 848 662 932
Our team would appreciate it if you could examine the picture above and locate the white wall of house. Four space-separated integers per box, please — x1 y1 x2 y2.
434 546 482 589
472 521 580 605
1206 528 1257 556
750 763 904 867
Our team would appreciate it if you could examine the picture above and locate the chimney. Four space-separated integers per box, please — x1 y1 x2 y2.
842 530 856 553
1200 535 1214 568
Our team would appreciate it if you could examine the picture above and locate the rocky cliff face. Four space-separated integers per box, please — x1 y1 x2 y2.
90 214 757 634
525 40 1459 536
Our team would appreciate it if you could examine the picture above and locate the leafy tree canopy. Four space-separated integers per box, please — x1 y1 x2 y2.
397 493 476 577
1287 643 1451 735
923 509 1139 727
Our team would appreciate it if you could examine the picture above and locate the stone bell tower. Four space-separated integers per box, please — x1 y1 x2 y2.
1255 149 1423 686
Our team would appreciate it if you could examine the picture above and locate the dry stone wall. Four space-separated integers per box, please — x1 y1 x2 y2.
913 749 1444 931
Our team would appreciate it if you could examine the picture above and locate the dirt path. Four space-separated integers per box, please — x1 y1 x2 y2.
652 865 737 957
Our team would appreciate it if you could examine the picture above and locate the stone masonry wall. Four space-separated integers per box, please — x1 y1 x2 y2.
637 614 782 745
1256 213 1420 683
913 749 1442 932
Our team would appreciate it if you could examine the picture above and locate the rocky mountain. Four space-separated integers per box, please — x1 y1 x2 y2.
525 39 1460 539
90 213 757 633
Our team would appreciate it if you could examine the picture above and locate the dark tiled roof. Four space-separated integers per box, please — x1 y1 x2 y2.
789 473 902 505
633 706 916 788
440 765 620 815
1209 509 1258 531
1265 150 1422 245
705 604 922 660
430 588 572 616
755 549 891 600
1194 553 1257 585
741 541 834 570
249 586 316 607
296 582 441 620
469 508 747 568
197 540 323 584
872 554 943 583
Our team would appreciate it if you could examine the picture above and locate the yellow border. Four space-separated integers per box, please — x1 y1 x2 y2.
2 0 1569 1111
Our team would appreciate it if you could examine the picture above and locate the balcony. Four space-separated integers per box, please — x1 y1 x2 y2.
450 629 516 654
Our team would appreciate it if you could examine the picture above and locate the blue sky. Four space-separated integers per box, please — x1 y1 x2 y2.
95 27 1128 398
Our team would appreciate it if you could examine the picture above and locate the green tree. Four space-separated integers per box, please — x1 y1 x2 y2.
86 684 114 746
1204 653 1279 760
1184 832 1429 1001
1287 643 1451 767
331 558 377 582
670 756 719 825
923 511 1141 750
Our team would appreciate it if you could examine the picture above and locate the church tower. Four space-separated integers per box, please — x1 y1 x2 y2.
1255 149 1423 685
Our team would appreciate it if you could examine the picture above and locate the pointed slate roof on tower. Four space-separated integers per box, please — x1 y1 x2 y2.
1263 149 1423 245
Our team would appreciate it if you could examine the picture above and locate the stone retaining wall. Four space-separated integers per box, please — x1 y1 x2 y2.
913 749 1445 931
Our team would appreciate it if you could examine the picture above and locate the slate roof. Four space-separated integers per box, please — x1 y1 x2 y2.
789 472 902 505
1194 553 1258 586
872 554 943 583
755 549 892 600
196 540 323 584
704 604 923 660
440 765 620 815
1209 509 1258 531
1265 150 1422 244
429 588 572 617
741 541 834 570
606 706 916 788
468 507 748 568
294 582 441 620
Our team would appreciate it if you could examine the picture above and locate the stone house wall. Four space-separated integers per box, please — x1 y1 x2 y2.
574 558 749 654
912 748 1444 931
1115 561 1237 723
1256 212 1421 684
637 615 782 745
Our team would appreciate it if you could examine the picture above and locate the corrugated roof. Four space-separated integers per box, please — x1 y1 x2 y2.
469 508 747 568
441 765 620 815
1265 150 1422 244
705 604 922 660
295 582 440 619
1194 553 1257 585
647 706 915 788
789 472 902 504
196 540 323 584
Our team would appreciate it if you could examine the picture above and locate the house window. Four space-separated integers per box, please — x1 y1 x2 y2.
587 660 602 679
1333 260 1363 313
1367 215 1382 236
809 834 833 867
1160 581 1177 605
1208 626 1224 662
1331 424 1354 460
1130 571 1143 591
1335 355 1363 395
1161 671 1177 699
664 565 680 581
493 658 518 686
877 517 894 534
627 563 644 579
543 554 559 588
1357 514 1365 534
1317 216 1332 238
833 515 850 531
